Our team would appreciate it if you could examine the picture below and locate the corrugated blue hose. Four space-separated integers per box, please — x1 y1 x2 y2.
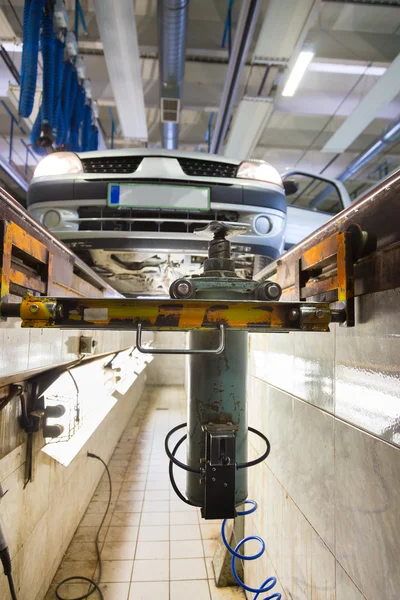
69 84 85 151
66 69 79 146
40 11 55 127
81 104 92 151
221 501 281 599
89 125 98 151
19 0 46 118
53 40 65 146
30 108 47 156
60 62 73 145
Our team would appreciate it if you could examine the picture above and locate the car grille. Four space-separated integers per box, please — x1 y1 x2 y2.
80 156 237 178
81 156 143 174
77 207 239 233
177 158 237 178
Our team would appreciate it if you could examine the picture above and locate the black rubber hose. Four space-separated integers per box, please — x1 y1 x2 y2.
55 453 112 600
236 427 271 469
165 423 201 474
168 434 199 507
0 547 17 600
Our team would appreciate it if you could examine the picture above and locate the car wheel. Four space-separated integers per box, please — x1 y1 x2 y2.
253 254 274 277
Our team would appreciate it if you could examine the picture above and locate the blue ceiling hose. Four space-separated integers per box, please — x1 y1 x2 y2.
53 37 65 146
40 10 55 129
221 500 281 600
19 0 46 118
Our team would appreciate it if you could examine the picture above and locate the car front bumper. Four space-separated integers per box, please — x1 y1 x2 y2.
27 178 287 213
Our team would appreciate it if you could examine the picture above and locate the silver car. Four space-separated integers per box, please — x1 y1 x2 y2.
28 149 287 294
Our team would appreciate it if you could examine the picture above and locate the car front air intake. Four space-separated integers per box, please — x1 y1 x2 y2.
81 156 143 174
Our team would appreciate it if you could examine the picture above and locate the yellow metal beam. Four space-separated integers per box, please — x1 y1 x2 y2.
3 295 339 333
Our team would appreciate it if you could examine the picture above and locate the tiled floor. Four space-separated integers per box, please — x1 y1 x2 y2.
46 386 245 600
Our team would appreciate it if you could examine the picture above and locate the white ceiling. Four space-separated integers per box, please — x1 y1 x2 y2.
0 0 399 201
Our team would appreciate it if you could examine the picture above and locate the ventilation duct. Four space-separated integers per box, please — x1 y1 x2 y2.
94 0 147 141
158 0 189 149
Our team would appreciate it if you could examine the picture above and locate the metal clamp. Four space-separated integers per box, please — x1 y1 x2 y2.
136 323 226 355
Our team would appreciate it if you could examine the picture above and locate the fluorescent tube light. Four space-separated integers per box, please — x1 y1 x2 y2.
383 122 400 141
282 51 314 97
308 62 386 76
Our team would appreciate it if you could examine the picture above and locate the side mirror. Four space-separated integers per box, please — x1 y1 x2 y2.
283 179 299 196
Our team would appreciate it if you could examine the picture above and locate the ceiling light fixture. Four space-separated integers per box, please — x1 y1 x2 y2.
282 51 314 97
383 121 400 141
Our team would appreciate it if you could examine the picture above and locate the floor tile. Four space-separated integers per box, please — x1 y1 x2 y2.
135 540 170 560
45 583 89 599
101 561 133 582
141 511 169 526
203 539 218 558
170 580 211 600
105 527 138 542
170 525 201 540
53 561 97 584
131 559 169 581
170 558 207 580
109 513 141 528
73 526 106 543
138 525 169 542
101 541 136 560
208 579 245 599
114 500 143 513
144 490 170 501
118 490 145 502
121 481 146 491
170 511 198 525
142 500 170 513
65 541 99 561
128 581 169 600
200 523 222 540
98 582 130 600
171 540 204 559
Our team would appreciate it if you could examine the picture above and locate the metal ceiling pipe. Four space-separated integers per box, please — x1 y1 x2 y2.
210 0 262 155
158 0 189 149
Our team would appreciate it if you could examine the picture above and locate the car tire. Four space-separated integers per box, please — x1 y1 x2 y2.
253 254 274 277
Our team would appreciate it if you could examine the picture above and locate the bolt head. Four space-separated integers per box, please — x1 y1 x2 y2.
29 304 39 314
267 283 281 299
315 309 325 319
289 308 300 321
177 282 190 296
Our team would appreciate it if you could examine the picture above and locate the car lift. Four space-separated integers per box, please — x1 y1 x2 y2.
2 168 400 521
1 176 364 519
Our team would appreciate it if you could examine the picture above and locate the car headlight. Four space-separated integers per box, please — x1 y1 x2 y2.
237 160 283 187
33 152 83 178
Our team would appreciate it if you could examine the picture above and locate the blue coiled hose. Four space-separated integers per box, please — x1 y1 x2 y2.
221 501 281 600
19 0 46 118
40 11 55 127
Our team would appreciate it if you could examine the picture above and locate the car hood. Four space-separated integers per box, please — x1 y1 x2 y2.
76 148 242 165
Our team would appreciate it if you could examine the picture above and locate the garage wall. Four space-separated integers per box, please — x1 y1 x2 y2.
0 368 147 600
146 332 187 386
245 288 400 600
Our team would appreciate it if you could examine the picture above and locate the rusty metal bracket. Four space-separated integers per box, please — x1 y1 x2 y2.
1 295 345 333
296 230 355 326
0 220 53 300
